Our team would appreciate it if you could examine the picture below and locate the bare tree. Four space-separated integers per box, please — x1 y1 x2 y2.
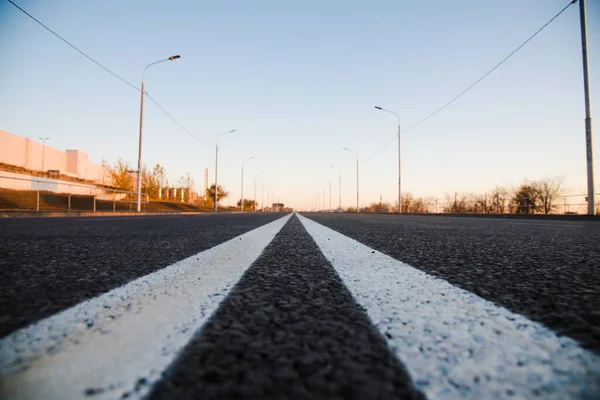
401 192 413 213
409 197 426 213
489 185 510 214
471 193 487 214
445 192 470 213
535 178 562 215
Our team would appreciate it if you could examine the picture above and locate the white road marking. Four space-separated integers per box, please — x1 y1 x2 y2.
298 214 600 400
0 213 292 400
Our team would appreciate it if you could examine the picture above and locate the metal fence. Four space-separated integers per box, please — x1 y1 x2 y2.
0 175 148 212
326 193 600 215
414 194 599 215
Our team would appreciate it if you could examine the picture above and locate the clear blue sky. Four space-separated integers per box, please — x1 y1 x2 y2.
0 0 598 209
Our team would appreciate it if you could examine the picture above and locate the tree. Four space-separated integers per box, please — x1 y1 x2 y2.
178 173 194 191
237 198 257 211
489 186 510 214
409 197 426 213
102 158 134 194
445 192 469 213
535 178 561 215
153 164 167 187
400 193 413 213
513 182 541 214
207 184 229 204
367 202 391 213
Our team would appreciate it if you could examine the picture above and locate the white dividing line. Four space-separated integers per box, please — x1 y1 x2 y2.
298 214 600 400
0 213 292 400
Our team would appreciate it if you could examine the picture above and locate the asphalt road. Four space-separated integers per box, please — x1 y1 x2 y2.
150 216 424 400
302 213 600 354
0 213 283 338
1 212 599 399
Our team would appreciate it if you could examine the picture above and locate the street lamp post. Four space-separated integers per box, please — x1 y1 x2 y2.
214 129 237 211
579 0 595 215
254 170 266 212
329 165 341 211
319 174 331 211
136 55 180 212
38 137 49 172
329 180 331 211
343 148 359 213
240 156 255 212
375 106 402 213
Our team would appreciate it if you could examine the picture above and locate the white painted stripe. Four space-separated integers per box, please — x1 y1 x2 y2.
298 214 600 400
0 213 292 400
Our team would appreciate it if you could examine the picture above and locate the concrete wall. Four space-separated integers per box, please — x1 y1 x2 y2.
0 171 97 195
0 171 127 200
0 130 108 183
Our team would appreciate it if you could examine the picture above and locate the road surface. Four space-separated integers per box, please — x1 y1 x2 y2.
0 212 599 399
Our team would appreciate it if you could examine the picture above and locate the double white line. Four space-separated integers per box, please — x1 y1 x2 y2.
1 213 599 399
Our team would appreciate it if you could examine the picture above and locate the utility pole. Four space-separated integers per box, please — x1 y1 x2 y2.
579 0 595 215
356 157 359 213
204 168 208 201
241 164 244 212
338 171 341 210
329 180 332 211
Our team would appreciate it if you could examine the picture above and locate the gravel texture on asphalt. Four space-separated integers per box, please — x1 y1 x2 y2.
0 213 283 338
149 215 425 400
302 213 600 354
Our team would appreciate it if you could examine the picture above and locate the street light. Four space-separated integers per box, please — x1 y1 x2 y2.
254 170 266 212
136 54 181 212
329 164 341 211
375 105 402 213
342 147 359 213
38 137 50 172
214 129 237 211
240 156 255 212
319 174 331 211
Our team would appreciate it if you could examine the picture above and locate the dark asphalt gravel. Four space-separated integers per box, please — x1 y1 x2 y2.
302 213 600 354
149 215 425 400
0 213 284 338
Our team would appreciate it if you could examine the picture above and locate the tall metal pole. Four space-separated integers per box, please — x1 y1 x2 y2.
213 129 236 212
338 170 341 210
397 122 401 214
356 157 359 213
329 180 331 211
214 143 219 211
240 156 255 212
342 148 359 213
579 0 595 215
375 106 401 213
329 165 342 211
254 170 265 212
136 80 145 212
136 55 180 212
240 164 244 212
